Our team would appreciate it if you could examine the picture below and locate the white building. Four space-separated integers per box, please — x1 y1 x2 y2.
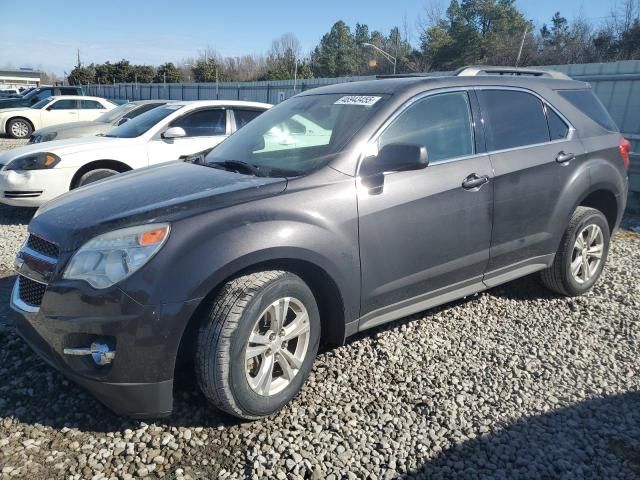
0 70 41 90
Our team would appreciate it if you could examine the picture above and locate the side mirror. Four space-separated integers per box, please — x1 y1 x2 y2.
115 117 129 126
361 143 428 177
162 126 187 139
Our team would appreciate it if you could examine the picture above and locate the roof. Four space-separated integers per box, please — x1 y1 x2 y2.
45 95 113 101
299 75 589 98
174 100 272 109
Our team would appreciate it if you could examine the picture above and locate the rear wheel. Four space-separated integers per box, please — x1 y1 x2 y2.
541 206 610 296
195 271 320 419
7 118 32 139
75 168 119 188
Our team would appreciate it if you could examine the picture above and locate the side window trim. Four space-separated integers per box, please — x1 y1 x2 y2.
360 87 480 173
472 86 576 155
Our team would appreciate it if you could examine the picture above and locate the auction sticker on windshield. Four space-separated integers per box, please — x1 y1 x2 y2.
334 95 382 106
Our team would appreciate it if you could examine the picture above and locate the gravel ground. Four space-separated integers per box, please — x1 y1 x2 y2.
0 137 639 479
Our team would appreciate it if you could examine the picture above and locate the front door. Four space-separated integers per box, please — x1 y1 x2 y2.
147 108 229 165
357 90 493 328
43 99 80 127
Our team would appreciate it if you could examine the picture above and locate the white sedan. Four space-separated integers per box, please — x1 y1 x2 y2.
0 100 271 206
0 96 116 139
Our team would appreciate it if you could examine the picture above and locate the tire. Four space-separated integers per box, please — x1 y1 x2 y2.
541 206 610 296
196 271 321 420
74 168 119 188
7 118 33 139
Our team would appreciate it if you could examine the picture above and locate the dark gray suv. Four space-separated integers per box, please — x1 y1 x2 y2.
10 67 629 419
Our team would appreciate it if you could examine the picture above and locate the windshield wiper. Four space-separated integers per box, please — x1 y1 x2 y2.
208 160 263 177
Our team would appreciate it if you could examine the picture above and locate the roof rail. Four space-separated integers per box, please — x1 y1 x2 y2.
454 65 571 80
375 73 448 79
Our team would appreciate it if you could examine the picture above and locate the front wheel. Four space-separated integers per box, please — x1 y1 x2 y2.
7 118 33 139
196 271 320 419
541 206 610 296
74 168 119 188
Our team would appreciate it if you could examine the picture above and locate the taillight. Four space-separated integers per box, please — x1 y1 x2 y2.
619 137 631 170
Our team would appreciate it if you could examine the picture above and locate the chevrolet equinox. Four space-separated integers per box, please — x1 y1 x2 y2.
10 67 630 419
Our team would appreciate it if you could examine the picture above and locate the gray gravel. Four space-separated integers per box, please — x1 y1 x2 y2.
1 137 639 479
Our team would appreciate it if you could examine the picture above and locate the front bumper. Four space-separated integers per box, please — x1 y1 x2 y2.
0 167 75 207
10 278 201 418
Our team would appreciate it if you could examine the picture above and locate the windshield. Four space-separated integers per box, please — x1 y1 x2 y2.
104 104 183 138
31 97 52 109
21 89 40 100
205 93 388 176
95 102 137 123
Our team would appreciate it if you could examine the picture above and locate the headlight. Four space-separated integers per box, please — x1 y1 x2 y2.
64 223 170 289
4 152 61 171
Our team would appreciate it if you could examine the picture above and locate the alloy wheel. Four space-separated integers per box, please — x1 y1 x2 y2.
244 297 310 396
10 121 29 138
571 224 604 284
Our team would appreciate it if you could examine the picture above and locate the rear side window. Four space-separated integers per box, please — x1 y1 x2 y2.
558 89 618 132
477 90 550 151
172 108 226 136
546 107 569 140
234 109 263 129
80 100 105 109
378 91 474 163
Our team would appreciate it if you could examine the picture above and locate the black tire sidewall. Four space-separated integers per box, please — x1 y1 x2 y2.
228 275 320 417
8 119 32 139
77 169 118 187
561 211 610 295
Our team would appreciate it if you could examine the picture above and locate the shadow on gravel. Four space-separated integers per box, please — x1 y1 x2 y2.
405 391 640 479
0 205 36 226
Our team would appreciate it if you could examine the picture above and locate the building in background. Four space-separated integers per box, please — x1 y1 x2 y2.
0 69 41 90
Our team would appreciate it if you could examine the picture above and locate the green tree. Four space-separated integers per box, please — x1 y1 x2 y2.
129 65 155 83
154 62 183 83
311 21 357 77
192 57 225 82
67 65 95 85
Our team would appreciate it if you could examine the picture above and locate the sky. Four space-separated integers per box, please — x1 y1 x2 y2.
0 0 614 75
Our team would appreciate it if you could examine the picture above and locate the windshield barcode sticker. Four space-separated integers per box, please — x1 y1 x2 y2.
334 95 381 106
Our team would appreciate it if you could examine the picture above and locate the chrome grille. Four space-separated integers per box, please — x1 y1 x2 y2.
18 276 47 307
26 234 59 259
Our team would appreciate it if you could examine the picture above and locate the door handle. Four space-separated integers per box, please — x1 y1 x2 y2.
462 173 490 190
556 151 575 163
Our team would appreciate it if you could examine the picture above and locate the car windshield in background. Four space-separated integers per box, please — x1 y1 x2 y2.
96 102 138 123
31 98 52 109
104 104 183 138
205 93 389 177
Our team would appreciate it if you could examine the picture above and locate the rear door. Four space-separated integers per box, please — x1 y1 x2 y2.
78 99 108 121
357 90 493 327
42 98 80 126
476 88 586 285
146 107 229 165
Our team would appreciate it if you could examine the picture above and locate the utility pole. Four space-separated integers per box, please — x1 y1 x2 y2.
515 26 528 67
77 48 81 68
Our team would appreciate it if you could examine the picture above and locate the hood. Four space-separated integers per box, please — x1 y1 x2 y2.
0 107 33 115
29 162 288 251
0 135 134 165
33 121 110 138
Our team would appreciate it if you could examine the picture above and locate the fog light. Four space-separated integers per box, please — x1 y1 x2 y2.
63 342 116 365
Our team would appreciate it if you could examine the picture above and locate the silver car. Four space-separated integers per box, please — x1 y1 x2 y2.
28 100 171 143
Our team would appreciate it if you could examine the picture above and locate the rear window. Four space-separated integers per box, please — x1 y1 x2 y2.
558 89 618 132
477 90 550 151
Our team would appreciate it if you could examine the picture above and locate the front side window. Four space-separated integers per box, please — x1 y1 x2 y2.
80 100 105 109
378 91 474 163
477 90 550 151
49 99 78 110
204 93 389 177
171 109 226 136
31 97 53 109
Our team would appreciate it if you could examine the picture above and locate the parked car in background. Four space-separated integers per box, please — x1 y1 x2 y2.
0 86 84 110
29 100 172 144
0 100 271 206
9 67 629 420
0 88 21 98
0 96 116 139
